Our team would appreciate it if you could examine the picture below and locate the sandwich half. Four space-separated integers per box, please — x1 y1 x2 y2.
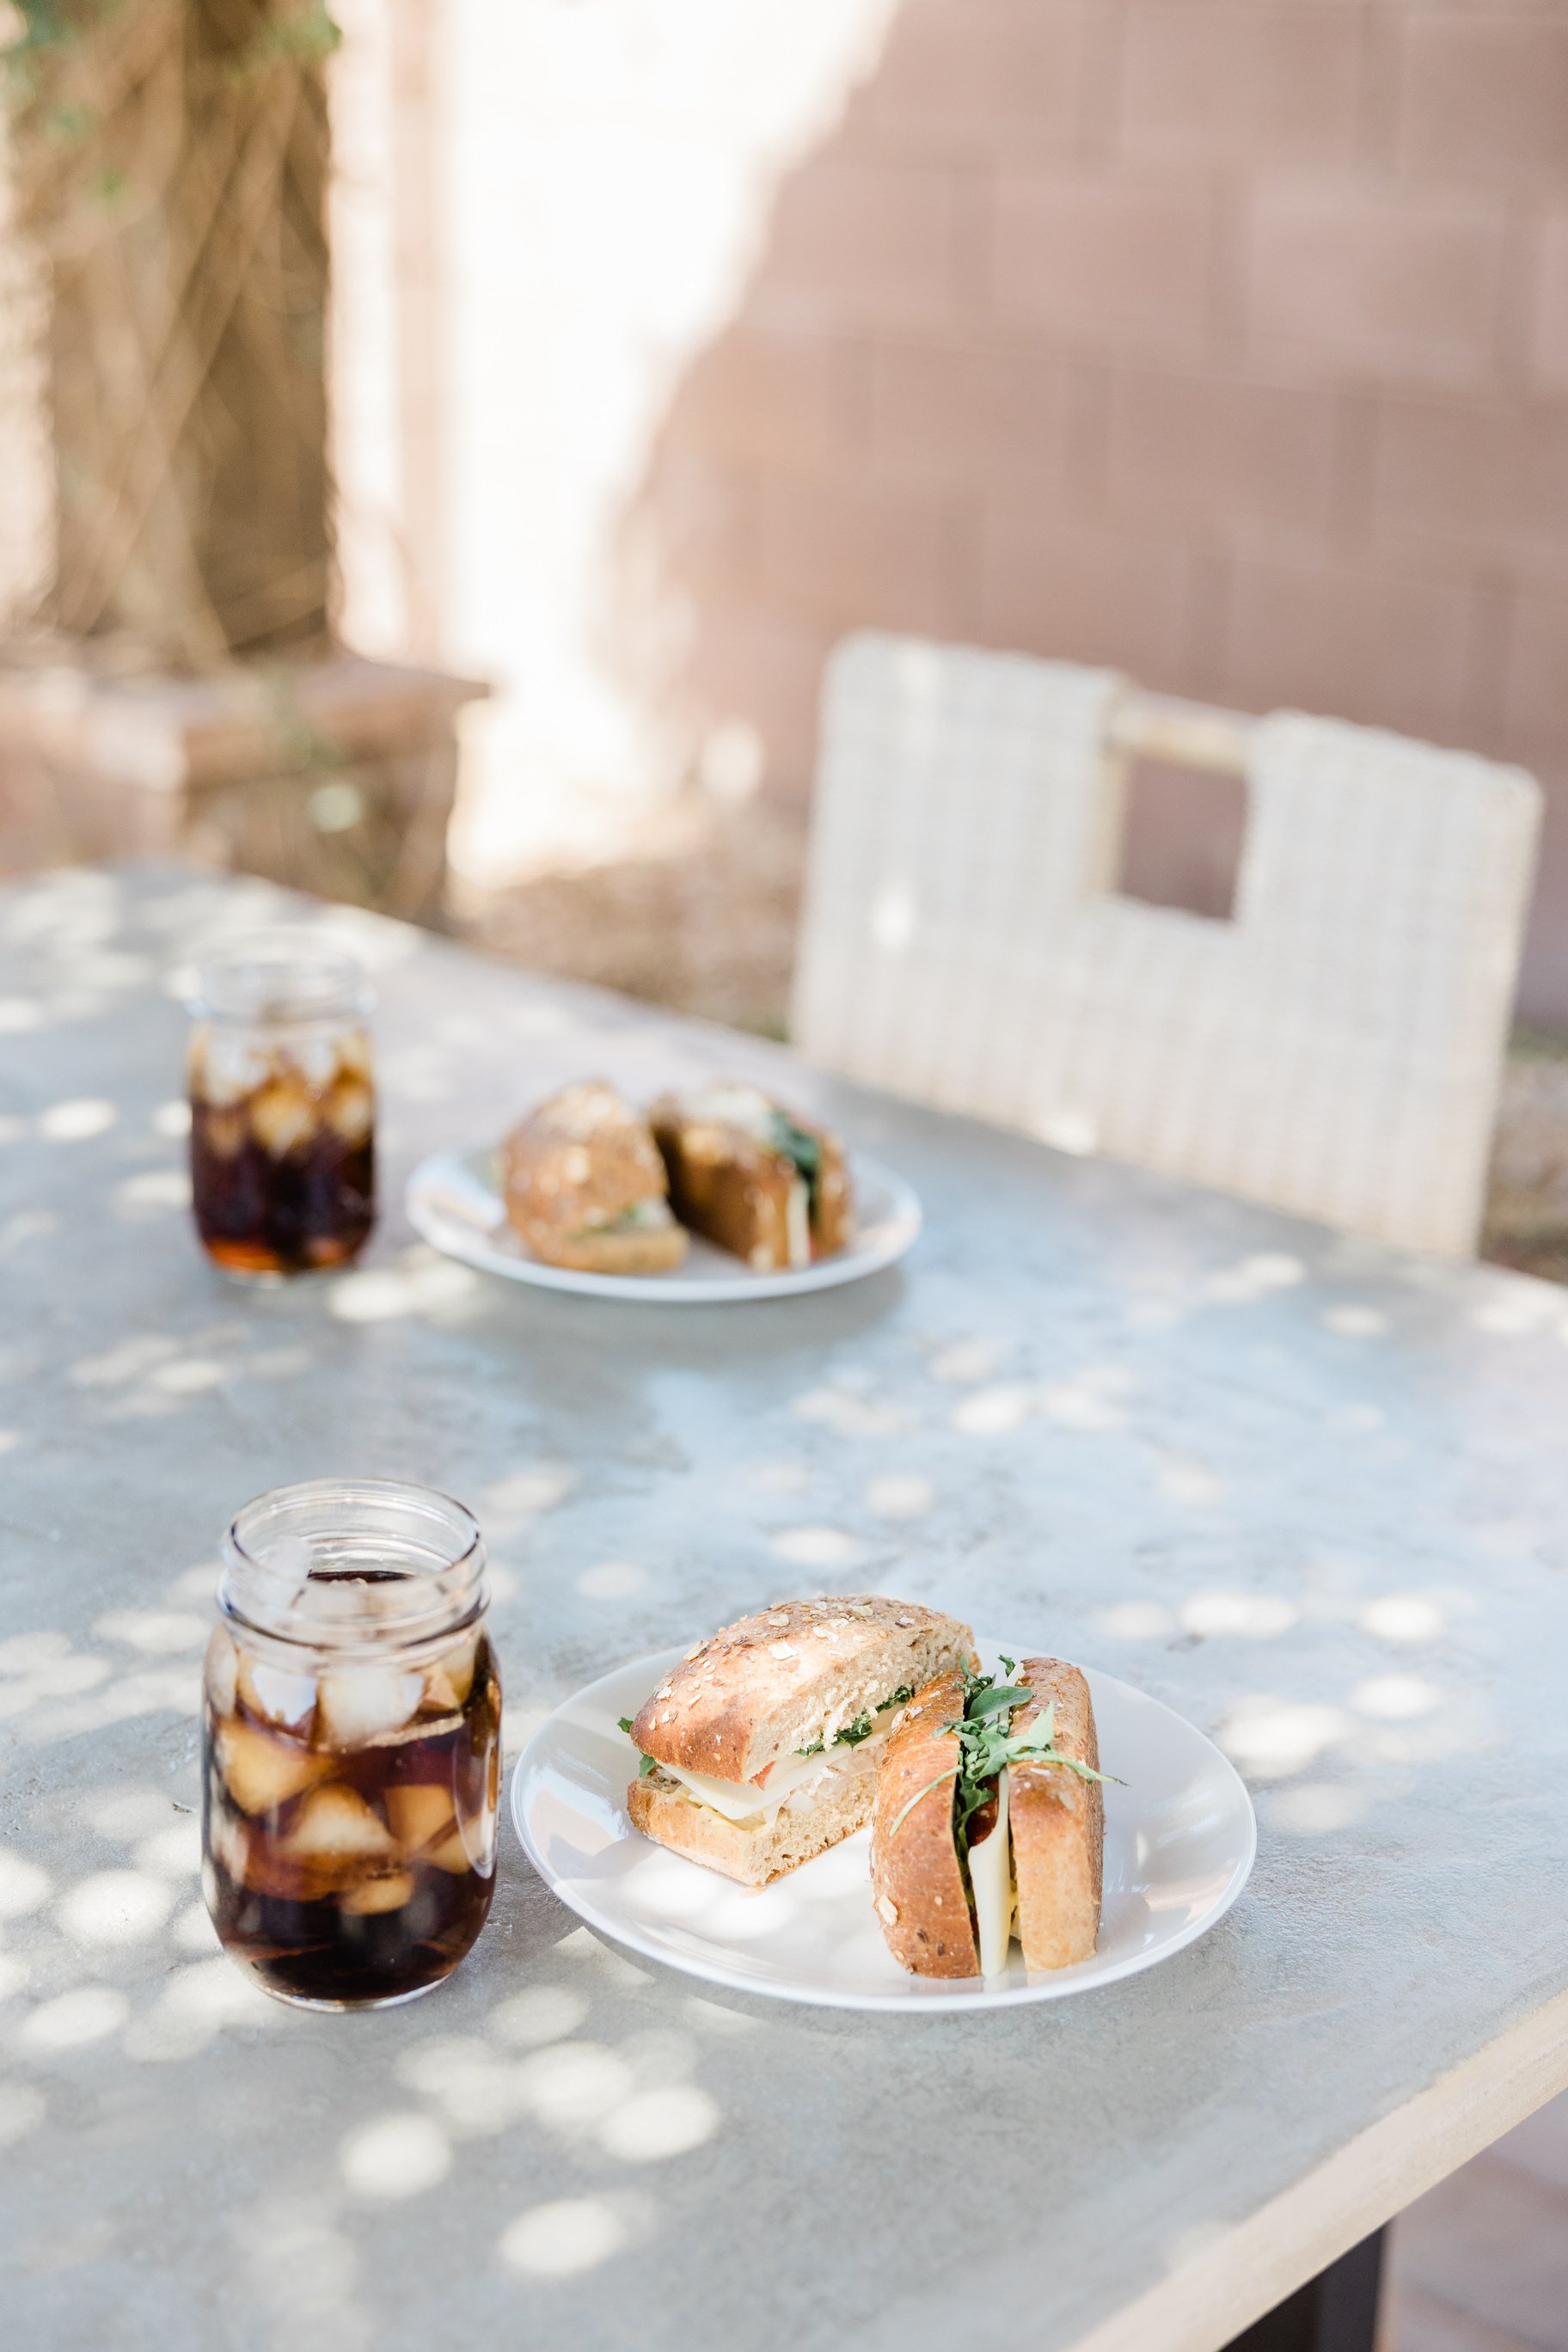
500 1080 687 1272
622 1596 976 1887
649 1081 853 1272
870 1655 1105 1978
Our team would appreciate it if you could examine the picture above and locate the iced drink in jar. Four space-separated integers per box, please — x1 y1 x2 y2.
186 934 375 1275
202 1480 500 2009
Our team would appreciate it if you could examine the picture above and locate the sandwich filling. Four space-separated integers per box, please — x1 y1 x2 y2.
889 1661 1111 1975
573 1197 676 1240
671 1081 824 1268
620 1683 915 1829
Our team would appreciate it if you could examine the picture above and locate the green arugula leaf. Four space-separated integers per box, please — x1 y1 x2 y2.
966 1681 1032 1718
883 1665 1120 1882
769 1109 823 1217
797 1685 917 1755
619 1713 661 1778
888 1765 958 1840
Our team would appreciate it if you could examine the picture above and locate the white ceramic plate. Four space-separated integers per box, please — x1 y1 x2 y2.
405 1145 921 1303
511 1639 1257 2012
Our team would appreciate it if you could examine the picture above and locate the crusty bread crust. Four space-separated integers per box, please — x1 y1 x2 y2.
520 1219 688 1274
1009 1657 1102 1971
630 1596 975 1785
812 1135 854 1257
868 1671 980 1978
628 1764 875 1887
502 1081 685 1268
675 1148 796 1271
649 1091 854 1271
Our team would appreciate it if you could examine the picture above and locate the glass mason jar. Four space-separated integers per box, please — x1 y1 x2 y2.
186 934 376 1275
202 1479 502 2010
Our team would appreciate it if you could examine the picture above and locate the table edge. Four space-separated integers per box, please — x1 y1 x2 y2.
1060 1982 1568 2352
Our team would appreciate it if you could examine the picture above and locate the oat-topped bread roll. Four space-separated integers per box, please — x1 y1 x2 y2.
500 1080 687 1273
869 1669 980 1978
648 1081 853 1273
1008 1657 1103 1971
622 1595 975 1888
870 1653 1106 1979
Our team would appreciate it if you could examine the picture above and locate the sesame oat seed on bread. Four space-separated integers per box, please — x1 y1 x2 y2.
501 1080 687 1273
629 1596 976 1786
1009 1657 1103 1971
868 1670 982 1978
868 1653 1105 1979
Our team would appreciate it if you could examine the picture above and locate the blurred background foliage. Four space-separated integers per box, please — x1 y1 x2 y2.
3 0 338 670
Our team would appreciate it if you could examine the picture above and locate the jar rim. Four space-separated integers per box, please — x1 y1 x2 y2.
220 1477 486 1653
187 931 373 1026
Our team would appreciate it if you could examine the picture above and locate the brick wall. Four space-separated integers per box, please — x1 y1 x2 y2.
626 0 1568 1021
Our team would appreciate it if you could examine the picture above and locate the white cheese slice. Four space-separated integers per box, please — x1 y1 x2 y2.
577 1197 674 1236
646 1724 886 1824
681 1081 775 1140
785 1176 810 1270
968 1767 1014 1976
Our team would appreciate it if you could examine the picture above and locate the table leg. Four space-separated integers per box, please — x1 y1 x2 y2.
1222 2228 1385 2352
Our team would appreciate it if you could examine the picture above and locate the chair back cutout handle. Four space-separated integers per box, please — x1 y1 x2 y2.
1108 691 1254 779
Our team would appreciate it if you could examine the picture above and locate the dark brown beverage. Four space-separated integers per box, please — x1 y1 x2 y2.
203 1611 501 2007
186 940 377 1276
191 1094 375 1274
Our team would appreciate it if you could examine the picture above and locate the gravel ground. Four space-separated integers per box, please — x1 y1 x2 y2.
453 793 1568 1284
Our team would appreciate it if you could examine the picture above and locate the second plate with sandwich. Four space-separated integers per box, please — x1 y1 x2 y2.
408 1076 919 1302
407 1141 920 1303
511 1635 1257 2012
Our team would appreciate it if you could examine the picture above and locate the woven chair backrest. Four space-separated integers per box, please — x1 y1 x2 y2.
792 633 1541 1258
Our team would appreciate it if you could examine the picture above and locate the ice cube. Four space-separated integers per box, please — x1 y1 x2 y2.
248 1080 317 1159
335 1027 373 1084
325 1077 373 1147
457 1801 498 1877
236 1655 317 1732
340 1870 415 1917
291 1577 364 1628
316 1665 426 1746
384 1785 456 1854
216 1718 328 1815
199 1107 248 1161
421 1668 461 1716
207 1807 248 1883
191 1031 268 1110
280 1784 395 1863
426 1828 475 1876
255 1534 311 1608
291 1035 342 1091
423 1632 479 1715
297 1574 412 1631
205 1627 238 1716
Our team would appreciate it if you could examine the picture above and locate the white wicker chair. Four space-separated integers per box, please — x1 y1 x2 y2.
792 634 1542 1258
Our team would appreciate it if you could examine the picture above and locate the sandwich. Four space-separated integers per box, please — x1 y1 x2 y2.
870 1656 1106 1978
649 1081 853 1273
620 1596 976 1887
500 1080 688 1273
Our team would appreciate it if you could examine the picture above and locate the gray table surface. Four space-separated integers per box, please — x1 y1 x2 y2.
2 864 1567 2352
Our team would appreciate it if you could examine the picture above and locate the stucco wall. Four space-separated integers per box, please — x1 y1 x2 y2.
622 0 1568 1019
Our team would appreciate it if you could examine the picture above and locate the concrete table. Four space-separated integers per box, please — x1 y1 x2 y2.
2 864 1566 2352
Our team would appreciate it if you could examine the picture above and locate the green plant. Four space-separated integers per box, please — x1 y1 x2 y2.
887 1661 1116 1846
